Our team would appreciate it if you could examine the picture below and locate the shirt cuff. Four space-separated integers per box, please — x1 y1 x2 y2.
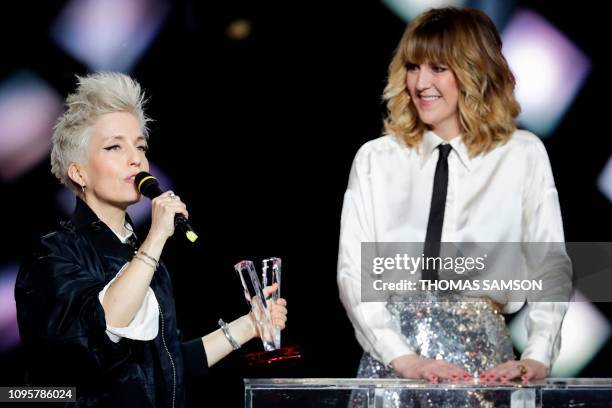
372 329 416 366
521 334 553 369
98 262 160 343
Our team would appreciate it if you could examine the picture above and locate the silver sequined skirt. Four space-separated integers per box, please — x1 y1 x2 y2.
350 293 515 407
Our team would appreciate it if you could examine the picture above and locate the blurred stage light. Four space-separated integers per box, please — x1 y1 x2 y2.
383 0 515 30
56 162 173 227
465 0 516 30
597 155 612 203
502 9 590 138
0 72 62 181
382 0 466 22
226 19 252 41
50 0 170 72
509 292 611 376
0 264 19 352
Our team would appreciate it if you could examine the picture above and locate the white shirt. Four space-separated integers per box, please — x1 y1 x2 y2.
337 129 569 368
98 224 159 343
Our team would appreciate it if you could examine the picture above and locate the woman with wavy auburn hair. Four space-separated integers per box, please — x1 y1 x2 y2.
337 7 570 405
384 6 520 154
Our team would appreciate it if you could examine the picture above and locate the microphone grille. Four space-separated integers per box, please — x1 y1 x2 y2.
134 171 157 193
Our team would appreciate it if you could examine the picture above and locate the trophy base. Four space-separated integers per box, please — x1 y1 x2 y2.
244 345 303 365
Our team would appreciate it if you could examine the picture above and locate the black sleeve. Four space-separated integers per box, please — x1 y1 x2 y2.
181 338 209 379
15 242 131 377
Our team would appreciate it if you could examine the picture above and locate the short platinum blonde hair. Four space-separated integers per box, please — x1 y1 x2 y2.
50 72 151 192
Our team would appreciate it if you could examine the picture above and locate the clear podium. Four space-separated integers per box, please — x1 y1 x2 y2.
244 378 612 407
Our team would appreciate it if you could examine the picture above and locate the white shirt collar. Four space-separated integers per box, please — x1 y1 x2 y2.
419 130 472 171
113 222 134 244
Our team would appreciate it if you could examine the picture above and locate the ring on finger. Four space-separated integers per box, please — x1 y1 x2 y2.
517 364 528 376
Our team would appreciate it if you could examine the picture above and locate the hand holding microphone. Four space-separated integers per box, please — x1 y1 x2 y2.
135 172 199 243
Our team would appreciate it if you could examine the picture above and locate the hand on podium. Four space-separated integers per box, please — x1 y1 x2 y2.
481 358 548 382
391 354 471 382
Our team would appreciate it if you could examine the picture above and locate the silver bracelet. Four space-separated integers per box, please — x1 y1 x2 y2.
218 319 240 351
137 250 160 269
133 254 157 271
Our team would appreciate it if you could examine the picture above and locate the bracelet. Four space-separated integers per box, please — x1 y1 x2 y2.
218 319 240 351
138 250 160 269
133 254 157 271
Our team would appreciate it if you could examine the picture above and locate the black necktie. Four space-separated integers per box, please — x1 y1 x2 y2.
422 143 452 281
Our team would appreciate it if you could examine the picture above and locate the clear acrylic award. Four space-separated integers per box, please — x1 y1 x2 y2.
262 257 282 349
234 259 280 351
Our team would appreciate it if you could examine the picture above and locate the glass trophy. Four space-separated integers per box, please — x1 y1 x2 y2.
234 257 302 365
234 260 279 351
262 257 282 349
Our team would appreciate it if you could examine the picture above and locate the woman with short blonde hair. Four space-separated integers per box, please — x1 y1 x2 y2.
17 72 287 407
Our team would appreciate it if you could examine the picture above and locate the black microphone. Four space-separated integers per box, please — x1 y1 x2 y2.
135 171 199 243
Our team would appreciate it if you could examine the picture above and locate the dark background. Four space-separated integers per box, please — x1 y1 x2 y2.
0 1 610 406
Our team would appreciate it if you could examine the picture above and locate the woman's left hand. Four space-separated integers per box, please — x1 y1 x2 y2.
481 359 548 382
262 283 287 330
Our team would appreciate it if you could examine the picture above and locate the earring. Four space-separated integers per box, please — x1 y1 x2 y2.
81 184 86 194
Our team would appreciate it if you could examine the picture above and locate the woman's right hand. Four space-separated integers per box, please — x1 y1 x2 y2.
391 354 470 382
148 191 189 242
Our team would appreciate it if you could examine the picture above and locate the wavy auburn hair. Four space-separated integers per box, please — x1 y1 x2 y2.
383 7 520 157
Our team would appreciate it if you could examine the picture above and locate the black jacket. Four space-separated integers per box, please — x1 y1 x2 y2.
15 198 208 407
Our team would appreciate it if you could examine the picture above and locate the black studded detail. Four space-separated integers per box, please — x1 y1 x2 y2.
59 220 75 232
90 220 103 232
125 234 138 250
